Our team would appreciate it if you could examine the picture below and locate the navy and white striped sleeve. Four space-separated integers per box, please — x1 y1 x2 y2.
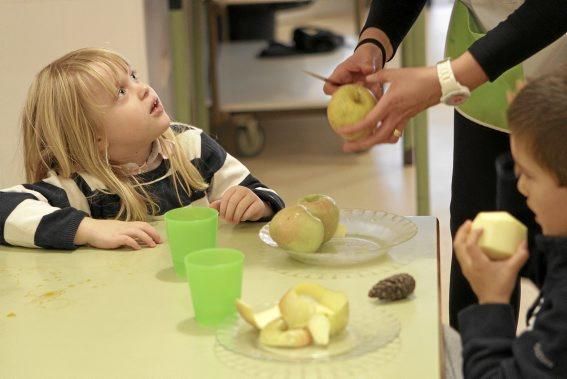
177 126 285 218
0 174 89 250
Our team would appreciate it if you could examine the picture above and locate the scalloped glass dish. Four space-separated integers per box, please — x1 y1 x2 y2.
216 305 400 363
259 209 417 266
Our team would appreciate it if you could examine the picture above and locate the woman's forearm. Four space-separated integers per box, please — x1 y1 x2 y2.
451 51 489 91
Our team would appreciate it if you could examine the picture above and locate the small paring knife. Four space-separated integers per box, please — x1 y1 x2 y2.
302 70 341 87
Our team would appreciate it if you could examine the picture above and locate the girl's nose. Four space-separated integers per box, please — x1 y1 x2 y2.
138 84 149 100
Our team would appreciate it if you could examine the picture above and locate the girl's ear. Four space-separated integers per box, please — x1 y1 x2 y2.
96 136 106 151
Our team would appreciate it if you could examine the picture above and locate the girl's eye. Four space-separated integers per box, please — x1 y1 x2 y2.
118 88 126 97
130 71 138 81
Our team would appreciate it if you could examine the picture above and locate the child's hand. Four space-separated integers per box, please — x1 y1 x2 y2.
454 220 529 304
74 218 162 250
209 186 272 224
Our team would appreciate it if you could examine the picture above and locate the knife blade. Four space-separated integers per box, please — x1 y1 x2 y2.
302 70 341 87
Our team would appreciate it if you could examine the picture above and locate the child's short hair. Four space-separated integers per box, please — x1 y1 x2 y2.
508 65 567 186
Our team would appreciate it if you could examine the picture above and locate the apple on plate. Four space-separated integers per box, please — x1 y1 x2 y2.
236 299 280 330
269 204 325 253
259 318 312 348
471 211 527 260
327 84 377 141
297 194 340 243
236 284 349 348
279 283 349 346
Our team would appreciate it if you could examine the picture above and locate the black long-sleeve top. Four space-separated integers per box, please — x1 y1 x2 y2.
361 0 567 81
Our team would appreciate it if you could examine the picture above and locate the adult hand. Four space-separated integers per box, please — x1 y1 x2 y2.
74 218 162 250
209 186 271 224
453 220 529 304
323 44 384 97
337 66 441 153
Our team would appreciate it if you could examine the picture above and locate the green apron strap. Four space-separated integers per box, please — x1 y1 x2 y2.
445 0 524 132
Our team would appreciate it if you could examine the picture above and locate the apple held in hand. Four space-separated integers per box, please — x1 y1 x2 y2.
327 84 377 141
298 194 340 243
269 205 325 253
471 212 527 260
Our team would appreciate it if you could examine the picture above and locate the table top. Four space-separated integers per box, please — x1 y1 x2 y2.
218 40 356 113
0 216 441 378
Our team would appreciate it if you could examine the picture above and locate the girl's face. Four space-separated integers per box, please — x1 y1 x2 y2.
96 67 171 162
511 136 567 236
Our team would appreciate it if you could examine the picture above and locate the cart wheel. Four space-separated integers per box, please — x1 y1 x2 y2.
235 121 265 157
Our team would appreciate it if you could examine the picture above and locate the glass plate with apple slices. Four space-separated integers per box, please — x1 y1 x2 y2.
216 304 400 363
259 209 417 266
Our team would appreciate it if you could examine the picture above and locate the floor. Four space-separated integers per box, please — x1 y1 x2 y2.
235 1 537 329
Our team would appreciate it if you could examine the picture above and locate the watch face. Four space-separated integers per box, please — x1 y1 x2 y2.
448 95 467 106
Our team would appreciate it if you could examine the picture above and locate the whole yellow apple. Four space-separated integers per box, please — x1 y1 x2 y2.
327 84 377 141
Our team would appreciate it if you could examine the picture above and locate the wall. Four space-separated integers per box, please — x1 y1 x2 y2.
0 0 149 187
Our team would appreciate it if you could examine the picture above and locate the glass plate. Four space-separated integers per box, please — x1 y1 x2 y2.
259 209 417 266
216 305 400 363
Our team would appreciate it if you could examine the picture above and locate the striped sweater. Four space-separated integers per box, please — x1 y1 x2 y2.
0 124 285 250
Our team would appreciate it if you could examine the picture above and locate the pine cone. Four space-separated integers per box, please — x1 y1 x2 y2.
368 273 416 301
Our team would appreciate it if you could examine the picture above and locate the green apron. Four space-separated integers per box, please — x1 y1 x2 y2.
445 0 524 132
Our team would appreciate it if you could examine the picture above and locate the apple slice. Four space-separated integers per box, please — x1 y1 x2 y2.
278 290 317 329
308 313 331 346
278 289 334 329
236 299 280 330
333 223 348 238
259 318 312 348
292 283 349 336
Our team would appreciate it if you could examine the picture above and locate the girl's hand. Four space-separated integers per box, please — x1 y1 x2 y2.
337 66 441 152
209 186 272 224
453 221 529 304
74 218 162 250
323 43 384 97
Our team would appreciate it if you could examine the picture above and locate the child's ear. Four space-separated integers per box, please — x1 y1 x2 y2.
96 136 106 151
506 79 528 105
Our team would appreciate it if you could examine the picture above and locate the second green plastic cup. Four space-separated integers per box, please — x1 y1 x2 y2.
164 206 218 277
185 248 244 326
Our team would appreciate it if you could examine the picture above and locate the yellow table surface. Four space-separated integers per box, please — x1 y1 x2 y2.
0 216 441 378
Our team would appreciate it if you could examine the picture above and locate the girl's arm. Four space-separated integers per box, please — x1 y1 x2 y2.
0 174 161 250
0 178 88 249
179 126 285 218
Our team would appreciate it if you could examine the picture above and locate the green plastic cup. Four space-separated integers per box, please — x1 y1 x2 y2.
164 206 218 277
185 248 244 326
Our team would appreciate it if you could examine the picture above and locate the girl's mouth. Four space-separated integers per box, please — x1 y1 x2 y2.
150 99 159 114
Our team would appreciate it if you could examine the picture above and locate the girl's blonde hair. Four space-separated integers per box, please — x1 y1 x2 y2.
22 47 207 220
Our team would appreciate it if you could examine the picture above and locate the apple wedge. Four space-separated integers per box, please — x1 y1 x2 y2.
292 283 349 336
236 299 280 330
333 223 348 238
279 288 333 329
308 313 331 346
259 318 312 348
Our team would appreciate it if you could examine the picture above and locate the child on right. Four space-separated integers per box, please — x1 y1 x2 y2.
448 65 567 378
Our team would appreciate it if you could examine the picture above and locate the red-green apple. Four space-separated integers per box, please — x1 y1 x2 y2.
269 205 324 253
297 194 340 243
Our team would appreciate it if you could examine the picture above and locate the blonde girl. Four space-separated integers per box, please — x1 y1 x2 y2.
0 48 284 250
